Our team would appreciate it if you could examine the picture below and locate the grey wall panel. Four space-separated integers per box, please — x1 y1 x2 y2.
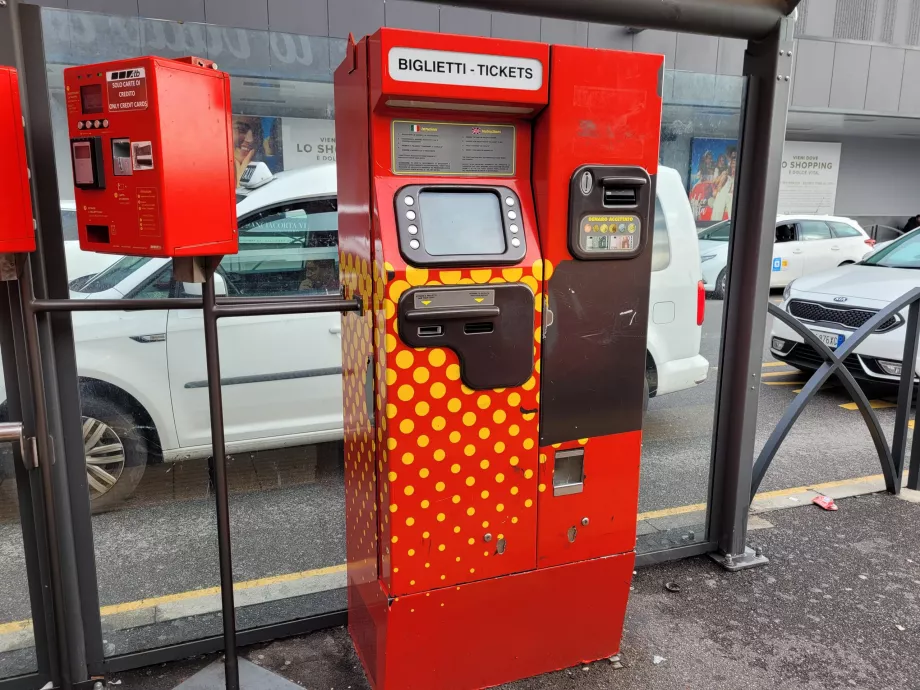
267 0 327 36
70 0 139 16
865 45 904 112
716 37 745 75
204 0 268 30
491 12 540 41
899 50 920 115
633 30 676 69
139 0 205 22
328 0 384 39
815 136 920 215
890 0 914 46
439 6 491 37
791 39 835 108
27 0 69 8
802 0 837 37
385 0 439 32
586 23 632 50
674 33 718 73
828 41 870 109
540 18 587 46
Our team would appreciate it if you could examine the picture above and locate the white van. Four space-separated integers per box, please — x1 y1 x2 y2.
0 164 707 509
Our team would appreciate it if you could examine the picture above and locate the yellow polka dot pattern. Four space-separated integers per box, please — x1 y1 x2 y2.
369 245 547 595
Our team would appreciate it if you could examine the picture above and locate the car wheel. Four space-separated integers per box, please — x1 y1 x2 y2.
712 269 727 300
643 374 650 413
81 395 149 513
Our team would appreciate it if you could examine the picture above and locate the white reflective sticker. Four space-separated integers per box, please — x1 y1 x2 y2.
388 47 543 91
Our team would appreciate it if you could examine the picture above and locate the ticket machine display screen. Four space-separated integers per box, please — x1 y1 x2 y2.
419 191 505 255
80 84 104 114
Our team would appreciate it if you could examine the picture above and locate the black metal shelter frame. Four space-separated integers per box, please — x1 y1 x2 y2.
0 0 799 687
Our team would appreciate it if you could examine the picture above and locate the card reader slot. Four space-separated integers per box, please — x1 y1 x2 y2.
417 325 444 337
405 306 501 321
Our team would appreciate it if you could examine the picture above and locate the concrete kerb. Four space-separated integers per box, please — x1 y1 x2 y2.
0 475 905 655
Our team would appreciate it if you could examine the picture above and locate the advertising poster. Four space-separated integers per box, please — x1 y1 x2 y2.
687 138 738 224
281 118 336 170
777 142 842 215
232 115 284 184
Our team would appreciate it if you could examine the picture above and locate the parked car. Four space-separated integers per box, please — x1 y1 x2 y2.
0 164 708 510
698 215 875 299
771 229 920 386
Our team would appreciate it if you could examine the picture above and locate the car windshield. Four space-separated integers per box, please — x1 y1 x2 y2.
863 232 920 269
698 221 731 241
73 255 151 293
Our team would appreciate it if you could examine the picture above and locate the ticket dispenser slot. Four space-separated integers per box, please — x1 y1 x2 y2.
397 284 534 390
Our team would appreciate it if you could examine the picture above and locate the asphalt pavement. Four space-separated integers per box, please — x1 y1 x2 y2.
111 491 920 690
0 298 912 677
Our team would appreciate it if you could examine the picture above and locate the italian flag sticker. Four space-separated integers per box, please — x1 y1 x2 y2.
410 124 421 132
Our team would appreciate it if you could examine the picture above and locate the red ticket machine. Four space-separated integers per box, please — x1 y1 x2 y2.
0 66 35 254
63 56 237 265
336 28 662 689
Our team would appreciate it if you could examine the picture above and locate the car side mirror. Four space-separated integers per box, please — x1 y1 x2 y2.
182 273 228 297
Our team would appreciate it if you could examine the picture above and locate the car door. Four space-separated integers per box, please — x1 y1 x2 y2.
796 219 838 274
770 221 803 285
828 220 871 263
166 197 343 449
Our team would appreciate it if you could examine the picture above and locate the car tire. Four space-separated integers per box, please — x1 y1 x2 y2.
81 394 148 514
643 374 650 413
713 268 727 300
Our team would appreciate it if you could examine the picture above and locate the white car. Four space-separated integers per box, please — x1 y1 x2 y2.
1 164 707 510
771 229 920 385
697 215 875 299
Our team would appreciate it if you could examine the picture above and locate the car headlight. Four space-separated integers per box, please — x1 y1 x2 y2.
700 254 717 263
783 279 796 302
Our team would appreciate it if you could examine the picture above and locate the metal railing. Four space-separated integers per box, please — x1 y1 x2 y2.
752 287 920 499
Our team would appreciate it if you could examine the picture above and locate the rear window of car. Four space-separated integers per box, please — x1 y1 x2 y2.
651 197 670 272
829 221 862 238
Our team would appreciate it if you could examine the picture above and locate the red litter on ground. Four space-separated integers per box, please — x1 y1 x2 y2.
813 495 838 511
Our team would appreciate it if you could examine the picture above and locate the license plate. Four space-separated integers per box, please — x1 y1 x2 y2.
811 330 844 349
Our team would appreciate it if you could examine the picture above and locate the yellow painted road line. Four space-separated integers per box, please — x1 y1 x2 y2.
761 371 799 378
0 563 347 635
840 400 897 410
762 361 791 368
0 472 896 635
763 380 806 386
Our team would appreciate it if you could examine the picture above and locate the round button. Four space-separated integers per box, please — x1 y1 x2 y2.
102 119 109 128
409 239 420 249
511 237 521 248
406 210 416 221
84 120 93 129
505 197 515 206
404 196 415 206
93 120 101 128
507 210 517 220
407 225 418 235
77 121 84 130
509 224 519 234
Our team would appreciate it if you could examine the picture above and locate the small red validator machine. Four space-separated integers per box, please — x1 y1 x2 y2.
63 56 237 276
0 66 35 254
336 28 663 689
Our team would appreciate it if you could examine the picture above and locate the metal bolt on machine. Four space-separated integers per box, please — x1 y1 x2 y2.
336 28 663 689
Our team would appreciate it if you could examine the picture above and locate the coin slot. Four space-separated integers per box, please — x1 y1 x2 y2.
464 322 494 335
417 325 443 337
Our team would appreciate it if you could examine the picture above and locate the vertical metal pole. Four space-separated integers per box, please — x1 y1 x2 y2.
891 301 919 482
707 17 795 569
19 260 73 689
3 0 100 682
202 269 240 690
